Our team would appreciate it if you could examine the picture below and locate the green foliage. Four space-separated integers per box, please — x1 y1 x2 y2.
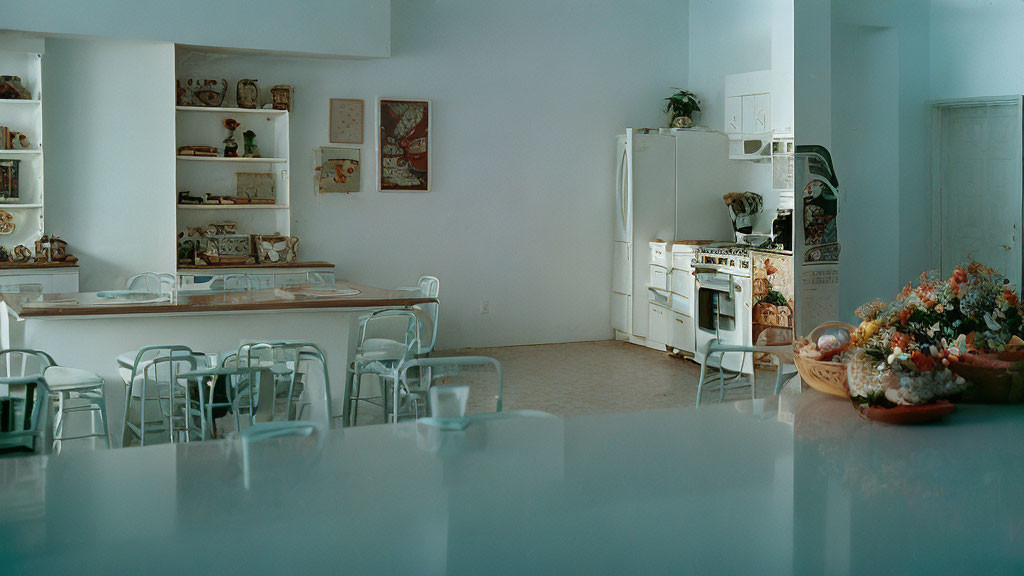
665 88 700 118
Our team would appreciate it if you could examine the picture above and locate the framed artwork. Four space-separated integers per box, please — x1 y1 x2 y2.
377 99 430 192
0 159 19 203
315 147 361 194
235 173 276 203
330 98 364 143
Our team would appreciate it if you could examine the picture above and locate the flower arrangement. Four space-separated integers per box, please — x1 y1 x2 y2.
846 263 1024 406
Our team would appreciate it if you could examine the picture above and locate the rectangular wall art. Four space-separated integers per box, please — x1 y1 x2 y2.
377 99 430 192
315 147 361 194
329 98 364 144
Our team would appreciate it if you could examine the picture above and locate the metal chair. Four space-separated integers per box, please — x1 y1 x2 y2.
121 345 204 446
346 310 420 426
695 339 798 407
0 376 49 457
44 365 110 451
397 356 504 423
240 421 324 490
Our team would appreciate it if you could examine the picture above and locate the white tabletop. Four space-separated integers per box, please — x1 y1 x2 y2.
1 386 1022 575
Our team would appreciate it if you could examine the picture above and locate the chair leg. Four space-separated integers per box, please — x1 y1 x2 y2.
696 356 709 408
99 390 111 449
392 369 400 424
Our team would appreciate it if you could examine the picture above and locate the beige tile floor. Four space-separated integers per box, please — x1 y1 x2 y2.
351 339 787 424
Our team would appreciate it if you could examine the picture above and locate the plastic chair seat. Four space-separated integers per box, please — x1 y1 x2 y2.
356 339 411 362
43 366 104 391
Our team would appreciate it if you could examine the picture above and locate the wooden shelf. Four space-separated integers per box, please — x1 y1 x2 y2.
177 204 289 210
0 149 42 156
178 261 335 270
0 261 78 270
176 106 287 115
177 156 286 163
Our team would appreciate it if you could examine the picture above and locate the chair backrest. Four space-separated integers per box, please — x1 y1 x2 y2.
0 375 50 456
415 276 439 354
126 272 176 294
233 340 333 426
399 356 503 413
359 310 421 355
0 349 55 380
240 421 324 489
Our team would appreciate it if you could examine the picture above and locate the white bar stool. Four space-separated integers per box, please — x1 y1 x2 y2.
43 366 110 450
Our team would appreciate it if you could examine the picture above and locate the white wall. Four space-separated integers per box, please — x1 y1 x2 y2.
42 38 177 289
688 0 774 133
175 0 690 349
3 0 390 58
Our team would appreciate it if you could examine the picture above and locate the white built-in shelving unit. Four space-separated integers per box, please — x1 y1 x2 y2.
0 48 45 250
174 104 291 241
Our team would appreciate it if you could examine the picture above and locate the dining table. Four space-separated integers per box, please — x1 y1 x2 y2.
1 382 1022 575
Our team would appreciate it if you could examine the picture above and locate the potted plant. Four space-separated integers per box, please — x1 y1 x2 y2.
665 88 700 128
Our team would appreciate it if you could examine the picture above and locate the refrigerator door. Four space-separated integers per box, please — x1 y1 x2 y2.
611 241 631 295
611 292 631 335
614 134 631 243
675 131 738 241
630 131 677 339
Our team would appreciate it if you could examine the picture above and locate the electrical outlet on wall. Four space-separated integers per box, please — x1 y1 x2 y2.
480 300 490 314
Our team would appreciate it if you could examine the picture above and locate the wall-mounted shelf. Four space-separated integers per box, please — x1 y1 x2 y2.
177 204 289 210
176 106 287 115
176 156 286 163
0 203 43 209
0 149 42 156
0 99 41 106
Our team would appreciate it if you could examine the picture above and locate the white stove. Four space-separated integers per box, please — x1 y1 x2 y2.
695 244 752 277
693 243 754 374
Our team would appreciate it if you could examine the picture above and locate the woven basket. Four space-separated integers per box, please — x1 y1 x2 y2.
793 321 856 398
948 357 1024 404
793 350 848 397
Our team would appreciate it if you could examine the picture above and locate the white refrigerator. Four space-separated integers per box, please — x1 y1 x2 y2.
612 128 742 342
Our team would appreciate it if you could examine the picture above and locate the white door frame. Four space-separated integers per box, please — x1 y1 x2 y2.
930 95 1024 285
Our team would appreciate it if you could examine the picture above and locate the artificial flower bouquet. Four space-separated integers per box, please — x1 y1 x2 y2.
847 263 1024 409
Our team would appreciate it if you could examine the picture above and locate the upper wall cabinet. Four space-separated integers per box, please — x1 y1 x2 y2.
3 0 391 58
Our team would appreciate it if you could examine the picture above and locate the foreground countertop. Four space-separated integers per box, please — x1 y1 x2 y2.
1 386 1022 574
0 281 435 318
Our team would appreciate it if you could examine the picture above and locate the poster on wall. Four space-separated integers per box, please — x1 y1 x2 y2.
752 251 794 346
329 98 364 144
315 147 361 194
377 98 430 192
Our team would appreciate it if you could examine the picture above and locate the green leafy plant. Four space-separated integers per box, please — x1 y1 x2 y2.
664 88 701 119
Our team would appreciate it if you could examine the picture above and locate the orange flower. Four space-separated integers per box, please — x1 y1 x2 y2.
898 282 913 299
899 307 912 325
1005 288 1019 307
890 331 912 351
910 350 936 372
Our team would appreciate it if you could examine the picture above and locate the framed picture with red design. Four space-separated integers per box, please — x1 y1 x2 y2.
377 98 430 192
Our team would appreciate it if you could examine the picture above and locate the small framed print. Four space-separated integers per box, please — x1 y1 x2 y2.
315 147 361 194
377 98 430 192
330 98 364 144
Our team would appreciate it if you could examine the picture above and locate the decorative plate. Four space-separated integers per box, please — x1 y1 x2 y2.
0 210 14 235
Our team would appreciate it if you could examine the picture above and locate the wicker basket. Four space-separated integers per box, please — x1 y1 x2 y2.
793 350 849 397
793 321 857 398
948 357 1024 404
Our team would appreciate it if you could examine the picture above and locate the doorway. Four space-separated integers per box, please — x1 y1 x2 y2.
932 97 1023 287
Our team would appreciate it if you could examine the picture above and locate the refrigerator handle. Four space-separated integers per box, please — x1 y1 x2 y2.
618 147 629 227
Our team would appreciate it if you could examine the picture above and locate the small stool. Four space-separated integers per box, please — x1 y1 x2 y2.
44 366 110 450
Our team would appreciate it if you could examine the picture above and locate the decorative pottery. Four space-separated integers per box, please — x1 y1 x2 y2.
0 247 10 263
196 234 254 265
0 127 30 150
0 210 15 235
671 115 694 129
853 400 956 425
177 78 227 107
948 354 1024 404
34 235 76 263
11 244 31 263
255 234 298 263
236 79 260 109
270 84 292 111
0 75 31 100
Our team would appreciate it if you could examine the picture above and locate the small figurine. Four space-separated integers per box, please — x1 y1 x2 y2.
270 85 292 111
243 130 260 158
222 118 240 158
34 234 78 264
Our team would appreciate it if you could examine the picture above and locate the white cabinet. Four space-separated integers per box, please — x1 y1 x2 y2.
670 311 695 354
649 264 669 290
648 303 670 347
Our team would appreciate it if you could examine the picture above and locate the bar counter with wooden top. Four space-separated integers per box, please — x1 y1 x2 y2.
0 281 437 445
